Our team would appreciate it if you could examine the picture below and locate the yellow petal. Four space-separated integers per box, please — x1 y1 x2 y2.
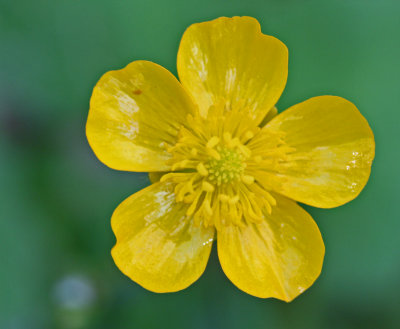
86 60 196 172
111 181 215 293
177 16 288 124
218 194 324 301
260 96 375 208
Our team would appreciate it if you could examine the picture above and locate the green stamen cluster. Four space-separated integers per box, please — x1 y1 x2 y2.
205 146 244 185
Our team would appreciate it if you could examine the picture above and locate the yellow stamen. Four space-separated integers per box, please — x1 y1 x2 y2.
171 159 189 171
163 101 290 229
197 163 208 176
206 148 221 160
206 136 220 149
228 195 240 205
219 194 230 202
202 181 215 192
242 175 255 185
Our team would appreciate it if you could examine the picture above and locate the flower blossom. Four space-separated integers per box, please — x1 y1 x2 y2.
86 16 375 301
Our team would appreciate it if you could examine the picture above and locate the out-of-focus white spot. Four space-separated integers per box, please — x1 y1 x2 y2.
53 274 96 310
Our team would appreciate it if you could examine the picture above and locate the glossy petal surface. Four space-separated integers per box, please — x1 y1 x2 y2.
260 96 375 208
177 16 288 124
111 182 215 293
218 194 324 301
87 60 195 172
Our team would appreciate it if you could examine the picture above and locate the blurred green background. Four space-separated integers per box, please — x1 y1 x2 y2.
1 0 399 328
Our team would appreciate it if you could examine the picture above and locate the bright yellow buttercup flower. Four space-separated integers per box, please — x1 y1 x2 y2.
86 17 375 301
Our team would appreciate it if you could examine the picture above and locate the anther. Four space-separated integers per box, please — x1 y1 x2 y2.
228 137 240 148
265 192 276 206
186 192 201 216
242 175 255 185
204 200 213 215
197 163 209 176
202 181 215 192
206 136 220 149
238 145 251 158
219 194 230 202
206 148 221 160
172 159 188 171
228 195 240 205
191 148 198 156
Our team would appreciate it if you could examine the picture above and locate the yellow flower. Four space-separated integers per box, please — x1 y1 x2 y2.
86 17 375 301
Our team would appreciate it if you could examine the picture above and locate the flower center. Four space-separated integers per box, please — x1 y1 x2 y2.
206 146 244 185
160 101 292 230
